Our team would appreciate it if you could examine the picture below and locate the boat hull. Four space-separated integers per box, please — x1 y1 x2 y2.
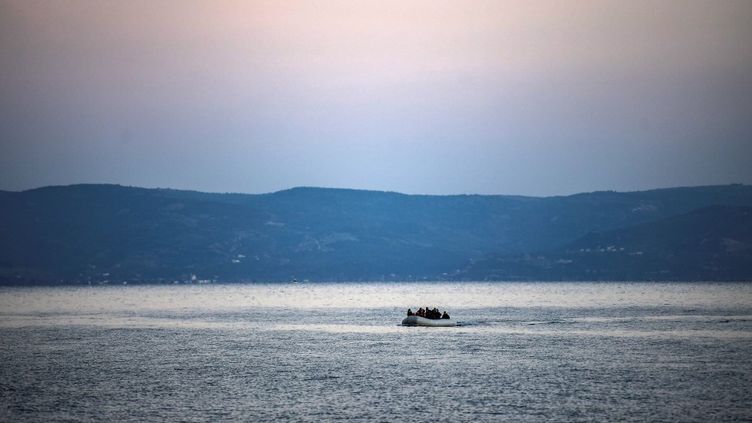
401 316 456 327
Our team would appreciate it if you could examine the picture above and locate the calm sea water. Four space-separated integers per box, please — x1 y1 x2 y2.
1 282 751 422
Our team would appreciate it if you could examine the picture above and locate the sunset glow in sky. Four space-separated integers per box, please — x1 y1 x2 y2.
1 0 751 195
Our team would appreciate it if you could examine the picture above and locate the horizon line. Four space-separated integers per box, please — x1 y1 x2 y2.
3 182 748 199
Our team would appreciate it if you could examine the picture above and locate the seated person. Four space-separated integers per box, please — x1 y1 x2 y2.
407 308 413 316
442 311 450 319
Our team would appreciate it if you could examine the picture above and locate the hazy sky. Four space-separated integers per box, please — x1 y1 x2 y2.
1 0 751 196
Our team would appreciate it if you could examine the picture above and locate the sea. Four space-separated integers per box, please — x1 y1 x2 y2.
1 282 751 422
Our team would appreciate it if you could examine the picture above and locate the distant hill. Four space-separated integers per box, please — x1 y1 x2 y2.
463 205 752 281
1 184 751 284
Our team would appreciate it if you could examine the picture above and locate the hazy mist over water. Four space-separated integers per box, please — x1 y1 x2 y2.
2 282 751 421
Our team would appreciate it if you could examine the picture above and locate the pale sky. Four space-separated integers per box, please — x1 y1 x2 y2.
1 0 751 195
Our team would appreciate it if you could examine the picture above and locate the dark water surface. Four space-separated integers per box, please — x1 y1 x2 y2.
1 282 751 422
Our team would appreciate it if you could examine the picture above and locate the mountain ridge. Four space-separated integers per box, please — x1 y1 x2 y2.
6 182 749 198
463 205 752 281
1 183 751 284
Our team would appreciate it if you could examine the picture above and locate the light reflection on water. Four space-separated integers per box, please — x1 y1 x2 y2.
1 282 752 339
1 282 751 422
1 281 750 315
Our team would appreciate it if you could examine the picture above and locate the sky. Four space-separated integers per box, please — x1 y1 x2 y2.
1 0 751 196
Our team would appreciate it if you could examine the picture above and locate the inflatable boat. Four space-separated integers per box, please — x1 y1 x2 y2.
401 316 456 327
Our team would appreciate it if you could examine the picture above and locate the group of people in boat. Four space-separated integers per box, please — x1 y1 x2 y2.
407 307 450 320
